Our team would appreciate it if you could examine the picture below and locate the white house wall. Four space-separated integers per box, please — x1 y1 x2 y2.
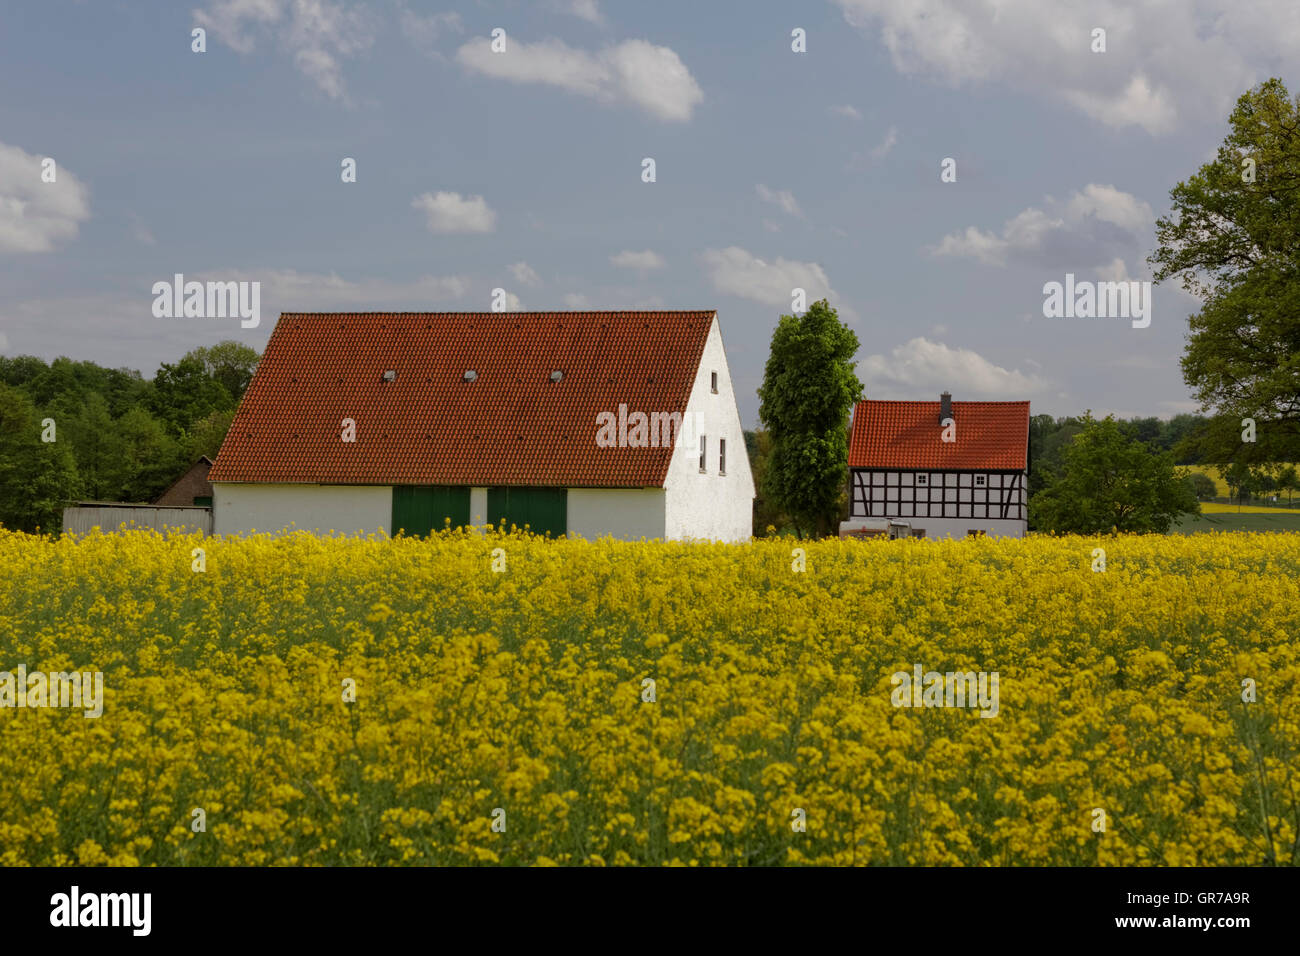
663 316 755 542
567 488 666 540
213 483 391 536
841 516 1026 540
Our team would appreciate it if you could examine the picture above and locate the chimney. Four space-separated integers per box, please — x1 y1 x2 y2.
940 391 953 423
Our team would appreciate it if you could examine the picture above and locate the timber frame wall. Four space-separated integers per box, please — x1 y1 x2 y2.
849 469 1026 521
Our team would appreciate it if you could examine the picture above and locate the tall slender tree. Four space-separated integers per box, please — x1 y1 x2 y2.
757 300 863 537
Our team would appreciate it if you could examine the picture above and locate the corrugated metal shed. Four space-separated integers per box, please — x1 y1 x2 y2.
62 502 211 536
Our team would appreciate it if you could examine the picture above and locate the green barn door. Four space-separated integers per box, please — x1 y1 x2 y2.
392 486 471 536
487 487 567 536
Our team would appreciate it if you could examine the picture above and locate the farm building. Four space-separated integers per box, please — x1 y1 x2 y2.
153 455 214 507
207 311 755 541
839 393 1030 540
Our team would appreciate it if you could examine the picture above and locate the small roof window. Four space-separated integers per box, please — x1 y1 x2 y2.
381 369 396 382
550 370 564 382
463 369 478 382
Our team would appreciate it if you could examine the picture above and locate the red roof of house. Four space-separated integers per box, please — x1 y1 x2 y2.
208 311 716 487
847 399 1030 470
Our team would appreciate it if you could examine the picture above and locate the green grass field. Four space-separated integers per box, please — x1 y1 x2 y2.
1172 510 1300 534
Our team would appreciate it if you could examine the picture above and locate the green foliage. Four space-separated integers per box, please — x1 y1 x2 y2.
182 408 237 462
745 428 791 534
0 385 80 533
0 340 255 530
1278 464 1300 504
1149 78 1300 465
149 355 234 432
184 342 259 403
757 300 862 538
1029 414 1201 534
1187 472 1218 499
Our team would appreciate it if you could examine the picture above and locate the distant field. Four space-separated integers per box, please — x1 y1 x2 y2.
1199 502 1300 514
1190 463 1300 499
1173 510 1300 534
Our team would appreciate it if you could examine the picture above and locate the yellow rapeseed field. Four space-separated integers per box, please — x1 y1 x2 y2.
1199 502 1300 515
0 527 1296 866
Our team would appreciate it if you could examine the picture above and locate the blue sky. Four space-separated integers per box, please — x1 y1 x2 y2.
2 0 1298 426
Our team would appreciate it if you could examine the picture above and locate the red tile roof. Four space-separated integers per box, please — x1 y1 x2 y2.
208 312 716 487
847 399 1030 470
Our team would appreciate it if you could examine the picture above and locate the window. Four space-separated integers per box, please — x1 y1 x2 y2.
711 371 718 393
549 370 563 382
719 438 726 475
699 436 707 473
381 369 396 382
462 370 477 382
917 474 928 485
975 475 986 486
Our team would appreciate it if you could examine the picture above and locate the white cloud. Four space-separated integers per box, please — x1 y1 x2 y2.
0 142 91 253
1096 257 1133 284
564 0 603 24
562 292 590 308
509 261 541 286
1065 184 1155 235
700 247 837 308
399 7 462 55
762 219 781 233
929 183 1154 269
194 0 375 101
755 184 802 217
832 0 1300 134
829 104 862 120
455 36 703 122
609 249 666 270
0 331 9 352
412 191 496 234
870 125 898 158
230 268 472 306
846 126 899 169
0 269 474 369
858 337 1050 399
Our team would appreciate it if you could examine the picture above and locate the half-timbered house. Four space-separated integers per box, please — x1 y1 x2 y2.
839 393 1030 540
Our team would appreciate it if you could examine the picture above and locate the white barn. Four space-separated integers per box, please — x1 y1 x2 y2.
208 311 755 541
839 393 1030 540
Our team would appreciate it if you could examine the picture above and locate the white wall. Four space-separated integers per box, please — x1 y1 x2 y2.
567 488 666 540
663 316 755 542
840 516 1026 540
213 483 391 536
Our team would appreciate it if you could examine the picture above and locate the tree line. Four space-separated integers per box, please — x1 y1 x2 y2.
0 342 257 532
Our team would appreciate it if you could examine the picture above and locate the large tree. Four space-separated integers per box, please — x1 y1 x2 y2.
756 300 863 537
1029 414 1199 534
184 341 260 404
1149 78 1300 465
